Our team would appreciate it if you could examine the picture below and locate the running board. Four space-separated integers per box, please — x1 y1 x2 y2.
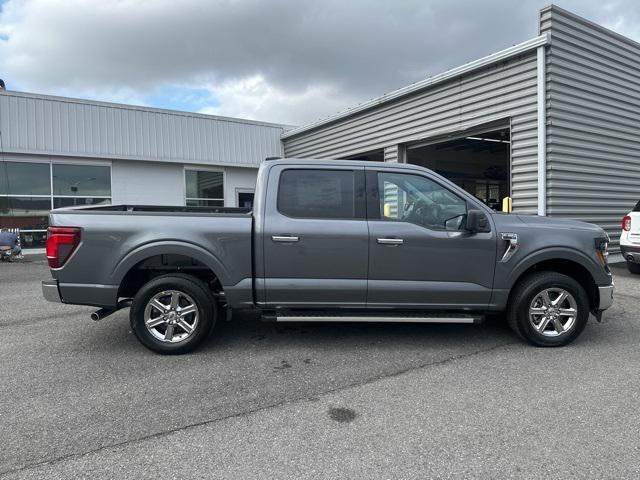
273 314 483 324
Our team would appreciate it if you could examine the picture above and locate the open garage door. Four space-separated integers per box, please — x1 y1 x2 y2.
406 127 510 211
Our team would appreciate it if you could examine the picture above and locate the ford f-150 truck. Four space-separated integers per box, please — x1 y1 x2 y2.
42 159 614 354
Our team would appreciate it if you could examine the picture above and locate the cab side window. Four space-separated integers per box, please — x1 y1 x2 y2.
278 169 357 219
378 172 467 231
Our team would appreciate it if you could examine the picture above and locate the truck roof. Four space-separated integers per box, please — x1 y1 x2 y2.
266 158 427 171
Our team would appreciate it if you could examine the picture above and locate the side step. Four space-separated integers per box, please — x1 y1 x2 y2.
269 312 483 324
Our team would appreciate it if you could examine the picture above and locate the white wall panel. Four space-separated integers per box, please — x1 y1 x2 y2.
224 167 258 207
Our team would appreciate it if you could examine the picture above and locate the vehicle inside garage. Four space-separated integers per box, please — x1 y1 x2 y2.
406 127 510 211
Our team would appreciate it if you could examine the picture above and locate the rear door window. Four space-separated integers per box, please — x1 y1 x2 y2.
278 169 358 219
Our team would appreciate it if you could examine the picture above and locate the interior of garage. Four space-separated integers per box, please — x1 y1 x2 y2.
406 127 510 211
341 149 384 162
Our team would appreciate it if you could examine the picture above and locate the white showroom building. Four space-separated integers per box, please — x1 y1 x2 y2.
0 91 286 249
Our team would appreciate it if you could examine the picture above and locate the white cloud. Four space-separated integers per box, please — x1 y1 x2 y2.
199 75 357 125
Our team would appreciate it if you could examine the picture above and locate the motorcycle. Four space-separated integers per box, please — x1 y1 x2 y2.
0 245 21 262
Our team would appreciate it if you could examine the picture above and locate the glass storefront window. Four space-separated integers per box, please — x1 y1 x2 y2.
52 164 111 197
186 199 224 207
1 161 112 249
0 161 50 195
0 197 50 230
53 197 111 209
185 170 224 204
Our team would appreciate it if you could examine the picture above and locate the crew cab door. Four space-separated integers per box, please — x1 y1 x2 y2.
366 167 497 309
262 165 368 307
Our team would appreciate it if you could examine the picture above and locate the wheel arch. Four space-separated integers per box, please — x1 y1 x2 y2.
112 241 230 298
506 249 600 310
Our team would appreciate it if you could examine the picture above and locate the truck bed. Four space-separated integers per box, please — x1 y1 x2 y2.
48 205 254 308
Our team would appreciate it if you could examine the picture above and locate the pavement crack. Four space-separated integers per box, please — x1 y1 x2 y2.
0 309 91 328
0 340 515 477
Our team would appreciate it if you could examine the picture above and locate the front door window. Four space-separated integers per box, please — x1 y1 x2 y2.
378 172 467 231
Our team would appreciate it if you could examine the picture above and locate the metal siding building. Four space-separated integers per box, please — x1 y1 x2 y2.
0 91 286 250
281 38 546 215
0 91 284 167
541 6 640 242
282 6 640 253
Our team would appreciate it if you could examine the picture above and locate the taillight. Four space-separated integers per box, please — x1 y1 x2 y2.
46 227 81 269
622 215 631 231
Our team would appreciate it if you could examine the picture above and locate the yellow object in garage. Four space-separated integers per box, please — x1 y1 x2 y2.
502 196 513 213
384 203 392 217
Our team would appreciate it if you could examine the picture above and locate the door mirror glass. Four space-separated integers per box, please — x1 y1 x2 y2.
465 209 490 233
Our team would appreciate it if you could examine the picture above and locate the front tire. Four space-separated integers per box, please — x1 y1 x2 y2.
130 274 217 354
507 271 589 347
626 261 640 275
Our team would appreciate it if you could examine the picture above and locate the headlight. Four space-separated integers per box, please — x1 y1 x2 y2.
595 236 609 267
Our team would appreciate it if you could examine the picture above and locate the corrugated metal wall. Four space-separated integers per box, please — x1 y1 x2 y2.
283 53 541 214
541 6 640 249
0 91 285 167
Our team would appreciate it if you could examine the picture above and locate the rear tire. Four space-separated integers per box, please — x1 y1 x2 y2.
130 274 217 354
507 271 589 347
626 261 640 275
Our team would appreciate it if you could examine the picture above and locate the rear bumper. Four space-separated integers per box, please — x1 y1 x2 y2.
41 280 118 307
620 245 640 263
42 280 62 303
597 284 614 311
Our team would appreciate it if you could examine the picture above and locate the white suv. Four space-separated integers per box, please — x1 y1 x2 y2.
621 200 640 274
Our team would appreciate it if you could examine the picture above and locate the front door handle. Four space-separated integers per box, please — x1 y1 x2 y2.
377 238 404 246
272 235 300 243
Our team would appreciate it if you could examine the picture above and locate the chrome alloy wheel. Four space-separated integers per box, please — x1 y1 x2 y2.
143 290 199 343
528 287 578 337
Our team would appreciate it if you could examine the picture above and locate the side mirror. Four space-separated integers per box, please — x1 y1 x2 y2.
466 209 490 233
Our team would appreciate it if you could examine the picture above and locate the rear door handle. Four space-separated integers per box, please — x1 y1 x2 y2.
377 238 404 245
272 235 300 243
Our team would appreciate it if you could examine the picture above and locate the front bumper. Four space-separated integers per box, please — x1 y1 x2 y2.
597 284 614 311
42 280 62 303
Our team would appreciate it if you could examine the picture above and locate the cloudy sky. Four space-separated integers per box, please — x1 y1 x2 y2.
1 0 639 126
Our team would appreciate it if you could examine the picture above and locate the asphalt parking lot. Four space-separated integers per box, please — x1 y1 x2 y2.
1 259 639 479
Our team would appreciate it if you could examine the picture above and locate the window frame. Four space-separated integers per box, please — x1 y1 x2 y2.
276 168 366 221
366 168 472 232
184 166 225 207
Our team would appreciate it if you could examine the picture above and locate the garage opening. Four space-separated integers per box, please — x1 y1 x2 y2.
406 127 510 211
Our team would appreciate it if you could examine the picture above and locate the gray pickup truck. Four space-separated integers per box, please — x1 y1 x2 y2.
42 159 614 354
